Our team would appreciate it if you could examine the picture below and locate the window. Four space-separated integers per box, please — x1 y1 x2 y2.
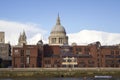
84 48 90 54
111 51 114 55
105 55 114 58
64 48 69 52
14 50 19 54
73 58 77 62
45 60 51 64
21 50 24 56
26 56 30 64
67 59 71 62
1 39 2 42
119 60 120 63
76 48 82 52
79 61 85 64
106 60 114 64
76 48 82 55
88 61 94 64
116 51 119 55
78 48 82 52
62 65 67 67
26 50 30 55
62 59 66 62
59 38 63 43
52 38 56 43
21 57 24 63
20 64 24 68
14 50 18 53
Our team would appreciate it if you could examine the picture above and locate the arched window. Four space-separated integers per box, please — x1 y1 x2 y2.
52 38 56 43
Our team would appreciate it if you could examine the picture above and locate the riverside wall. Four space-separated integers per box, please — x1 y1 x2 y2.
0 68 120 78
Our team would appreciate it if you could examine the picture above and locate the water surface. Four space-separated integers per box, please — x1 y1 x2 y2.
0 77 119 80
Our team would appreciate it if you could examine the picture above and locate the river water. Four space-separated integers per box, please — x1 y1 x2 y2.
0 77 120 80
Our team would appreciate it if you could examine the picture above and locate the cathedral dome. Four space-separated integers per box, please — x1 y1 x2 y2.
51 25 66 33
50 14 66 34
49 14 68 45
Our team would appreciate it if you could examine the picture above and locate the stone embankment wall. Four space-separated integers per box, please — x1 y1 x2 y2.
0 68 120 78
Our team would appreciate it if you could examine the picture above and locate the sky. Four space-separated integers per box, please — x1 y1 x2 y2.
0 0 120 45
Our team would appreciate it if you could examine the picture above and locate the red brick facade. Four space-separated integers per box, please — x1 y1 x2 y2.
12 44 43 68
12 41 120 68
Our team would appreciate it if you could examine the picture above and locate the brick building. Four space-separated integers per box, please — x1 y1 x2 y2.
0 32 11 68
12 15 120 68
42 42 120 68
12 40 43 68
12 41 120 68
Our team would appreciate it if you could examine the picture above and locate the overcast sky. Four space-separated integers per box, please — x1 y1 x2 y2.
0 0 120 45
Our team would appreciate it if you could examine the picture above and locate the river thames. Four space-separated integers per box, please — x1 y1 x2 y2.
0 77 120 80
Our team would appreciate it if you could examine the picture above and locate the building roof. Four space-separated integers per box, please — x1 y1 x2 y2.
51 14 66 34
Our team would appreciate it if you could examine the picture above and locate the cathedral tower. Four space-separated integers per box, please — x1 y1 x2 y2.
18 30 27 46
49 14 68 45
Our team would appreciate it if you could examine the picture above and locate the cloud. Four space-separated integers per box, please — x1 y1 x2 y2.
0 20 120 46
27 33 48 44
68 30 120 45
0 20 47 45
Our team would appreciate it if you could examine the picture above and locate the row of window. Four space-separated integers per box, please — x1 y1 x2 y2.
105 60 120 64
79 61 94 64
75 47 90 52
0 47 8 52
111 50 120 55
51 38 64 44
62 65 77 68
105 55 120 58
20 56 30 64
14 49 30 56
105 64 119 67
62 59 77 62
44 60 51 64
0 38 4 42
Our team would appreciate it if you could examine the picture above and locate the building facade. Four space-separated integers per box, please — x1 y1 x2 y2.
12 15 120 68
12 44 43 68
12 31 43 68
0 32 11 68
0 32 5 43
42 42 120 68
